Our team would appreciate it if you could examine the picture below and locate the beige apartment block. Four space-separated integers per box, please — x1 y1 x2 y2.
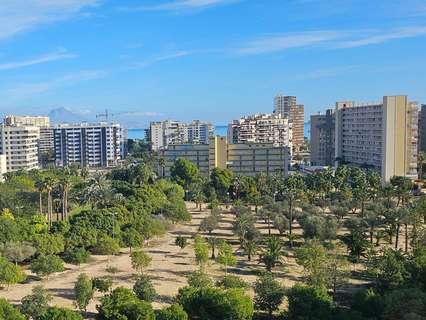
0 125 40 172
0 155 6 181
335 95 418 182
159 136 290 178
310 109 335 166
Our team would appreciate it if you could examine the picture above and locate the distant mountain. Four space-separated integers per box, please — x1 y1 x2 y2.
48 107 88 124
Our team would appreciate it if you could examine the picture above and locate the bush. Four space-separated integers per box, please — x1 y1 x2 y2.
0 257 27 288
91 235 120 255
216 275 248 289
284 285 333 320
64 247 90 265
39 306 83 320
187 270 213 288
74 273 94 312
130 250 152 273
92 277 113 293
156 304 188 320
97 287 155 320
0 298 26 320
254 273 285 316
177 286 253 320
20 285 52 320
30 255 64 279
133 274 157 302
351 288 384 319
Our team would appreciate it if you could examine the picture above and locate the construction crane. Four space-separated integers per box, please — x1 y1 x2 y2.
96 109 128 122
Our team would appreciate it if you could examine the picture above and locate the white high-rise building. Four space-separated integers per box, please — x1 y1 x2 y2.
147 120 214 151
274 94 304 148
53 123 123 168
228 113 293 152
0 124 40 172
335 95 418 182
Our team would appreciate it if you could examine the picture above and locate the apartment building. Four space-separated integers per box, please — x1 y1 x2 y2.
0 155 7 181
0 124 40 172
146 120 214 151
228 114 293 152
53 122 123 168
159 136 290 178
4 115 54 166
274 94 305 147
335 95 418 182
419 104 426 153
310 109 335 166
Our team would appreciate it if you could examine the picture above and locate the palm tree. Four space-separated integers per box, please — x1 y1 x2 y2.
418 151 426 180
282 175 305 243
260 236 284 272
59 168 72 221
258 208 275 236
43 176 55 230
35 178 46 215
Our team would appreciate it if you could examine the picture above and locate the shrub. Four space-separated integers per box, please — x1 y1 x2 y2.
20 285 52 320
30 255 64 279
64 247 90 265
133 274 157 302
91 235 120 255
187 270 213 288
0 298 26 320
156 304 188 320
216 275 248 289
39 306 83 320
92 277 113 293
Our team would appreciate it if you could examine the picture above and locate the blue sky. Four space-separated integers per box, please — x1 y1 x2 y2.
0 0 425 128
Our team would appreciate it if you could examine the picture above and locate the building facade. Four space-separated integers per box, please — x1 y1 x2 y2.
310 109 335 166
147 120 214 151
335 95 418 182
0 124 40 172
274 94 304 147
228 114 293 152
4 115 54 166
419 104 426 153
0 155 7 181
159 136 290 178
53 123 123 168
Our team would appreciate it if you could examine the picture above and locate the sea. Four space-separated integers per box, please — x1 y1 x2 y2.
127 123 310 140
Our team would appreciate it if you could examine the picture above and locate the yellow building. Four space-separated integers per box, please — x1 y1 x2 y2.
159 136 290 178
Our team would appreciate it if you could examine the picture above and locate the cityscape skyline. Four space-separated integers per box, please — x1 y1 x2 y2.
0 0 425 127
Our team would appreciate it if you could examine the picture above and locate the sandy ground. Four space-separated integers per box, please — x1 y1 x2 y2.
0 202 370 318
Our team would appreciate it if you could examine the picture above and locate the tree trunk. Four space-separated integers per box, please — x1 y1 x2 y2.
39 192 43 214
370 230 374 244
405 224 409 253
395 224 400 249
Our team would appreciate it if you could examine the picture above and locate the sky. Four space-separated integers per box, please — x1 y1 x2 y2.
0 0 425 128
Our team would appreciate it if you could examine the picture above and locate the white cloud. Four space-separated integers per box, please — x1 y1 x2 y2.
335 26 426 48
134 51 192 68
234 31 341 55
0 0 99 40
5 69 107 96
119 0 240 12
235 26 426 55
0 49 77 71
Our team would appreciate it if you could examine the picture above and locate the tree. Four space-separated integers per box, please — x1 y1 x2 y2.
97 287 155 320
21 285 52 320
282 175 305 247
368 249 410 291
200 214 220 235
175 236 188 250
92 235 120 255
382 288 426 320
2 241 36 265
0 298 26 320
187 270 213 288
64 247 90 265
258 208 275 236
39 307 83 320
176 286 253 320
260 236 284 272
30 255 64 279
341 217 370 261
171 159 200 199
121 227 144 253
34 234 65 256
130 250 152 273
418 151 426 179
284 285 333 320
390 176 413 207
156 304 188 320
194 236 209 270
216 241 237 275
295 241 329 289
273 214 289 236
216 275 248 289
207 237 220 259
254 272 285 317
210 168 233 200
133 274 157 302
92 277 113 293
0 257 26 289
74 273 94 312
